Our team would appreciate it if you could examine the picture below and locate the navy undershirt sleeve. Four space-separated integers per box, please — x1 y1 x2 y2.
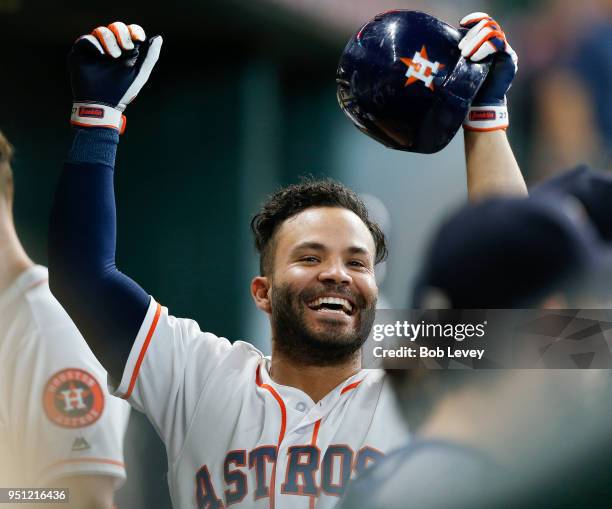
49 128 150 383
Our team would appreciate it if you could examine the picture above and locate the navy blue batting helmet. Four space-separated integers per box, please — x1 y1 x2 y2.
337 10 490 153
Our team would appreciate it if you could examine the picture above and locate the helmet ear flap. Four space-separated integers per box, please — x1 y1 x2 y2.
337 10 491 154
442 56 491 110
416 57 491 153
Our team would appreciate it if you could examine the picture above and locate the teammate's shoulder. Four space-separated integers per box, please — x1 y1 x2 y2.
0 265 59 338
20 267 80 334
0 265 48 307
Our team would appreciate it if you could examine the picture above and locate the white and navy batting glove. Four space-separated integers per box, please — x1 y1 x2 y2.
68 22 163 134
459 12 518 132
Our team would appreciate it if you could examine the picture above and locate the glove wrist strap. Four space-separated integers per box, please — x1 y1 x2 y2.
71 103 126 134
463 105 508 132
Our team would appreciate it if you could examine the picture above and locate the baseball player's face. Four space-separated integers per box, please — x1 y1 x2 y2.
264 206 378 364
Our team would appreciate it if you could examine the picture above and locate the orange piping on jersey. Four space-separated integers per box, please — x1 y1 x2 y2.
255 365 287 444
45 457 125 470
122 302 162 399
340 380 362 395
311 420 321 446
27 278 48 291
309 419 322 509
255 365 287 509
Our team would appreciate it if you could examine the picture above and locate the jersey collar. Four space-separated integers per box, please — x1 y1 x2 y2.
257 358 366 410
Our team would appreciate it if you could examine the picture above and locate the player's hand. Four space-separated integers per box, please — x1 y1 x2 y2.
68 22 163 134
458 12 518 132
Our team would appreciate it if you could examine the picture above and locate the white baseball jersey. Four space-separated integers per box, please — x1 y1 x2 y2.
0 265 130 487
115 298 409 509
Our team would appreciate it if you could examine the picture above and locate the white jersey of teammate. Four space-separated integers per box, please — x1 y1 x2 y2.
115 298 408 509
0 265 130 487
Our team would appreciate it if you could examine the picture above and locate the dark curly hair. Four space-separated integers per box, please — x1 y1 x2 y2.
250 178 388 276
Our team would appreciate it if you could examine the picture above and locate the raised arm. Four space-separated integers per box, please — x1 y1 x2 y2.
459 12 528 200
48 23 162 382
464 130 526 199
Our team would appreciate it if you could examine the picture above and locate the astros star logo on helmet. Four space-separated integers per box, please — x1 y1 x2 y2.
400 45 444 90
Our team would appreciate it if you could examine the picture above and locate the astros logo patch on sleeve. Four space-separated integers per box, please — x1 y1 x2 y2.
43 369 105 428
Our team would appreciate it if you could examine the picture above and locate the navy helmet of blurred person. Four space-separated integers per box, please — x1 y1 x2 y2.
532 165 612 241
411 194 606 310
531 164 612 305
340 195 612 509
397 194 609 435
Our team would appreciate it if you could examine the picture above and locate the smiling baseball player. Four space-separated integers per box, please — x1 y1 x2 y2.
48 14 525 509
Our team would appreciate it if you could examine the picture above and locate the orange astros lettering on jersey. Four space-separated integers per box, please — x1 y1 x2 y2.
43 368 105 428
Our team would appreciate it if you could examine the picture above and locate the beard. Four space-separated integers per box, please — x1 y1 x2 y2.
270 282 377 366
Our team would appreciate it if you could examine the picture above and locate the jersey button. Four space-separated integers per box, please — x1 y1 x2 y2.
295 402 307 412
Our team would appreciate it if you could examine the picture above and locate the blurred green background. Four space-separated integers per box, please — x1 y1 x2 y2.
1 0 610 506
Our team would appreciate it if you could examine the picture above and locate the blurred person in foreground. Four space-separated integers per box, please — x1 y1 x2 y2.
0 131 130 508
340 194 612 509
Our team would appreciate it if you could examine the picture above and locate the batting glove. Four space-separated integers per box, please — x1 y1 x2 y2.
68 22 163 134
458 12 518 132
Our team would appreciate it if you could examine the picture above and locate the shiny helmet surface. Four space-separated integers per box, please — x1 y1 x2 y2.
337 10 490 153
